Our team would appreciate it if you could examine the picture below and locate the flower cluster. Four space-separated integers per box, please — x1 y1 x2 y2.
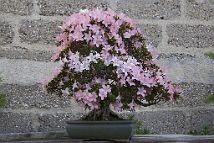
44 9 180 111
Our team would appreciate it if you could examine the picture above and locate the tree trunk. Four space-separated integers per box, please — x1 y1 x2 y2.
81 106 124 121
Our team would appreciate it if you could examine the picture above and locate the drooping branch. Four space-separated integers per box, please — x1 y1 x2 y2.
135 98 161 107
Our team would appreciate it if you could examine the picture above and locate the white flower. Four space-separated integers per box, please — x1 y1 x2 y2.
137 87 146 97
61 88 69 95
79 9 89 13
72 81 78 90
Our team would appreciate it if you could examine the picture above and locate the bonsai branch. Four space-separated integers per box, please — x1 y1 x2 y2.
81 106 124 121
135 98 161 107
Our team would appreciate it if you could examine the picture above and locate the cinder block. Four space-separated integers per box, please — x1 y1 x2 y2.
167 24 214 48
176 82 214 107
19 20 62 44
116 0 181 20
135 110 186 134
0 20 14 45
38 0 110 16
0 112 33 133
189 108 214 134
154 82 214 108
0 59 56 85
157 55 214 84
186 0 214 21
0 46 52 61
0 84 76 109
138 24 162 47
0 0 33 15
37 113 83 132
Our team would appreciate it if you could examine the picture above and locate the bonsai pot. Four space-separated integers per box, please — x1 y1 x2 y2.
66 120 136 140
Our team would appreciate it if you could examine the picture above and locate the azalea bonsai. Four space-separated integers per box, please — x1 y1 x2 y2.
43 9 180 121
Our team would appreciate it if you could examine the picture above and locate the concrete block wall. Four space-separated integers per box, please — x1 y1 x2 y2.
0 0 213 134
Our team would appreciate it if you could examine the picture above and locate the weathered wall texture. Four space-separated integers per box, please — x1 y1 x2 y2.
0 0 214 134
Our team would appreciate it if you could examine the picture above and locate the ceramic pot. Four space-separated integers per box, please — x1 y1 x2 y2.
66 120 136 140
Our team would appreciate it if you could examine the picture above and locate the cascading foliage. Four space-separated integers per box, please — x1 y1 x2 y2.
44 9 180 115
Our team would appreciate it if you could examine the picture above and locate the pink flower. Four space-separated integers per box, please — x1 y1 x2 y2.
118 13 135 26
92 34 103 47
86 92 97 102
124 29 137 38
102 14 115 27
88 102 99 110
112 96 123 112
137 87 147 97
89 25 100 33
75 90 84 101
101 48 110 59
84 32 92 43
99 84 111 100
61 88 69 96
56 33 67 42
131 66 143 81
120 76 126 85
128 100 138 110
51 46 63 61
72 31 83 41
156 70 166 85
126 76 135 86
134 41 142 48
124 31 132 38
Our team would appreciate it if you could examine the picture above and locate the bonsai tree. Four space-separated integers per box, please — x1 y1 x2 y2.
44 9 181 120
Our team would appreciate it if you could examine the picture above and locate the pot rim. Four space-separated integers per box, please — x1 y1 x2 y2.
66 120 136 124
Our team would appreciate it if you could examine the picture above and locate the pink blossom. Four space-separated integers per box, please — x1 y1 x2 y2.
75 90 84 101
51 46 63 61
84 32 92 43
112 96 123 112
124 31 132 38
86 92 97 102
131 66 143 81
92 34 103 47
119 76 126 85
75 90 99 110
110 24 118 34
118 13 135 26
102 14 115 27
156 71 166 85
128 100 138 110
99 84 111 100
124 29 137 38
101 48 110 59
56 33 67 42
61 88 69 96
72 31 83 41
91 9 103 22
134 41 142 48
126 76 135 86
137 87 147 97
89 25 100 33
88 102 99 110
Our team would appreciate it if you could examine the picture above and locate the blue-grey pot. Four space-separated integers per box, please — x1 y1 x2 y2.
66 120 136 140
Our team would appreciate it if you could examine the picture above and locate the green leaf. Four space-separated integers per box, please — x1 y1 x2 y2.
205 52 214 59
204 95 214 104
135 120 150 135
188 125 210 135
0 94 7 107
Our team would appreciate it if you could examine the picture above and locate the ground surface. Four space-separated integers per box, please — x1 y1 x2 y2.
1 132 214 143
